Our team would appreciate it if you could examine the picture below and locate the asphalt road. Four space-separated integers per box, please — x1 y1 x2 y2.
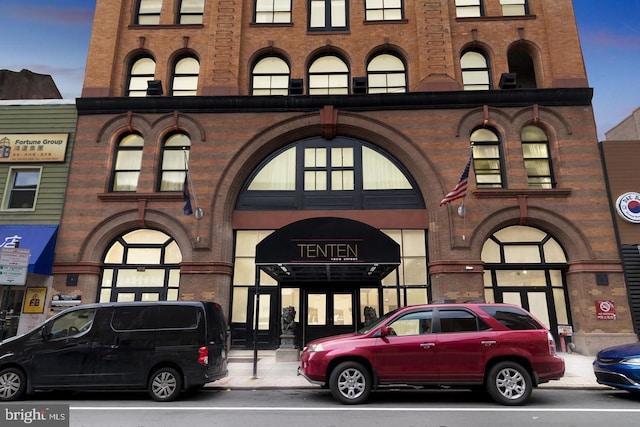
29 387 640 427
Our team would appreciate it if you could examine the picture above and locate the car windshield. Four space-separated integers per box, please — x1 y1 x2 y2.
357 308 399 334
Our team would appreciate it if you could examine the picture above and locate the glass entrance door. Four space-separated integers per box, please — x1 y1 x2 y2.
304 289 356 344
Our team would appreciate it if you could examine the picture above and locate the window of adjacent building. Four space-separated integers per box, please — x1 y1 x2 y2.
136 0 163 25
99 229 182 302
127 57 156 97
171 56 199 96
251 56 291 95
500 0 527 16
482 225 569 331
461 50 490 90
159 132 191 191
521 126 553 189
365 0 403 21
308 55 349 95
471 128 503 188
112 133 144 192
3 167 41 210
455 0 482 18
309 0 348 30
178 0 205 24
255 0 292 23
367 53 407 94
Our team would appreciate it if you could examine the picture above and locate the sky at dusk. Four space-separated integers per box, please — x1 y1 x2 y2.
1 0 639 139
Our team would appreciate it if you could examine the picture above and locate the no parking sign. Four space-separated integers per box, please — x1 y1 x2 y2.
595 300 617 320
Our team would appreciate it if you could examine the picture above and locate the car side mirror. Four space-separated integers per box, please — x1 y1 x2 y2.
380 326 393 337
41 325 51 341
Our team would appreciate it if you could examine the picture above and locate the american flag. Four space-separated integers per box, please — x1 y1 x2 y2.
439 158 471 206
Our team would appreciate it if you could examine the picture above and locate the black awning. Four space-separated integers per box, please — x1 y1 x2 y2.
255 217 400 282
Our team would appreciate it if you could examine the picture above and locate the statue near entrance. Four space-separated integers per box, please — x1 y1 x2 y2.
276 306 299 362
364 306 378 326
281 306 297 335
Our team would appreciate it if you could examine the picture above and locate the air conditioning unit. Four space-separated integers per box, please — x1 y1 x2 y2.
353 77 367 94
146 80 164 96
289 78 304 95
499 73 517 89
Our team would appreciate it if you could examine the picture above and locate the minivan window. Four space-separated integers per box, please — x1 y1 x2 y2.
439 309 489 333
111 306 156 330
480 305 544 330
158 305 199 329
50 308 97 339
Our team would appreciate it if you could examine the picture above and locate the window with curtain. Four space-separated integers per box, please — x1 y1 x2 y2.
308 55 349 95
500 0 527 16
159 133 191 191
112 133 144 192
171 56 199 96
127 57 156 97
3 168 41 210
455 0 482 18
255 0 292 23
251 56 290 95
178 0 205 24
309 0 348 30
521 125 554 189
461 50 490 90
365 0 403 21
367 53 407 94
136 0 163 24
471 128 503 188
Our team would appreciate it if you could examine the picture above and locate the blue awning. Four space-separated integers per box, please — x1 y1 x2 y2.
0 225 59 275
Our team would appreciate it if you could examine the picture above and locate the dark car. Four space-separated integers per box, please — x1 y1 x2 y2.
593 341 640 392
0 301 228 402
298 303 564 405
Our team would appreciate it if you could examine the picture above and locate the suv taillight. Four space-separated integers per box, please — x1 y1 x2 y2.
547 331 557 355
198 346 209 366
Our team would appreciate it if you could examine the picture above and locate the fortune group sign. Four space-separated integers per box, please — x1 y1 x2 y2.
0 133 69 162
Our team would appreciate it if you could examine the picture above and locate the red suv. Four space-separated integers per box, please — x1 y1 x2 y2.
298 303 564 405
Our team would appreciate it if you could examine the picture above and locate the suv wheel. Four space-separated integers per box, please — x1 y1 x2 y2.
329 361 371 404
149 367 182 402
486 361 532 405
0 368 26 401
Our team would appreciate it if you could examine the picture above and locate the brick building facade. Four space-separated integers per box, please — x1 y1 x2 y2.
52 0 636 354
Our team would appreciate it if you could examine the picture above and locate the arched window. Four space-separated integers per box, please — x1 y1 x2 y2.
521 125 553 188
482 225 570 339
127 57 156 97
461 50 491 90
508 45 537 89
251 57 290 95
178 0 205 24
99 229 182 302
136 0 162 25
367 53 407 94
171 56 199 96
471 128 503 188
111 133 144 192
159 133 191 191
308 55 349 95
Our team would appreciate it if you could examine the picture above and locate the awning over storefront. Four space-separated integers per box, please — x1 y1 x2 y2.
256 217 400 282
0 225 59 275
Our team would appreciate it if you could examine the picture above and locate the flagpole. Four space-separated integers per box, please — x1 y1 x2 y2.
184 150 204 220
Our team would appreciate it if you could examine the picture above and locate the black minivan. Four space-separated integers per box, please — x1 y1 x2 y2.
0 301 228 402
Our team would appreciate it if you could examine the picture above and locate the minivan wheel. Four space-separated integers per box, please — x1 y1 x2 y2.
149 367 182 402
486 361 532 405
0 368 26 401
329 361 372 405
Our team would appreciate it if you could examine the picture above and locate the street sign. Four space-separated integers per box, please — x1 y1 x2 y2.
0 264 28 285
0 247 30 285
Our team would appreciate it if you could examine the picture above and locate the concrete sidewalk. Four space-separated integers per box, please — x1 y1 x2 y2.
210 350 608 390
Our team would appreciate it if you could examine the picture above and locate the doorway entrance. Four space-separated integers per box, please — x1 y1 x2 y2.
303 285 358 343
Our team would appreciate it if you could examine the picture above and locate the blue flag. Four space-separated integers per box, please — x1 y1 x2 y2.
183 175 193 215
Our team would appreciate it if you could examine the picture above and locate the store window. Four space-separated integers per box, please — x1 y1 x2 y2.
127 57 156 97
171 56 199 96
255 0 292 23
309 0 348 31
136 0 163 25
111 133 144 192
178 0 205 24
471 127 503 188
251 56 290 95
308 55 349 95
367 53 407 94
99 229 182 302
521 125 553 189
3 167 41 210
461 50 491 90
455 0 483 18
365 0 403 21
159 132 190 191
